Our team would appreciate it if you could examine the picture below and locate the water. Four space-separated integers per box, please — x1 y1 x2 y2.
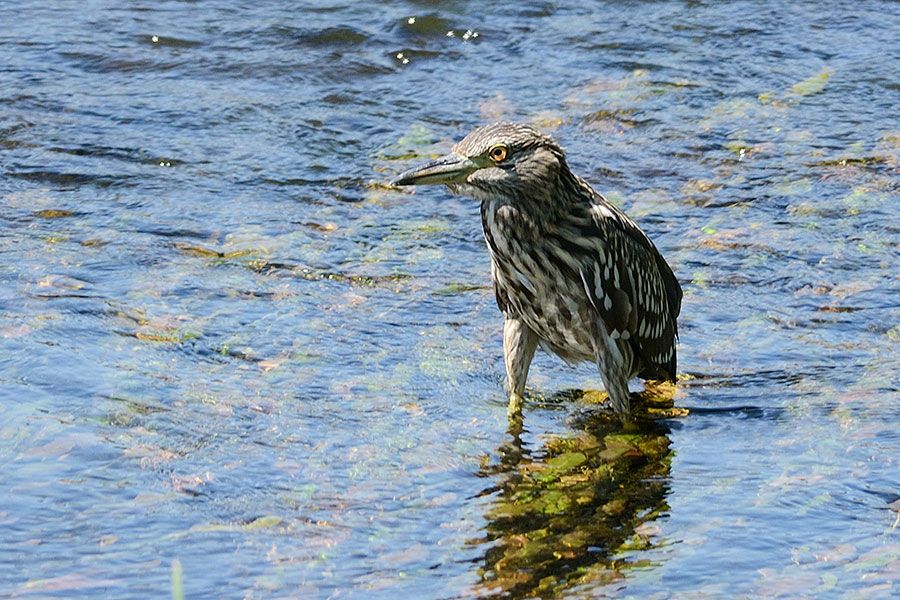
2 1 898 598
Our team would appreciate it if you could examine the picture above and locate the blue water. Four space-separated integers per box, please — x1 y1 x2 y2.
2 1 898 598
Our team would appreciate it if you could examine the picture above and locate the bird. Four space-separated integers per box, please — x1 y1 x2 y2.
392 122 682 419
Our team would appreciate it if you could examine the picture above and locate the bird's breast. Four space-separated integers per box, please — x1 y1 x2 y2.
482 202 597 362
493 256 596 363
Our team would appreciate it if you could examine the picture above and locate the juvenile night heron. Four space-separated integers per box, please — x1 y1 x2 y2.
392 123 682 418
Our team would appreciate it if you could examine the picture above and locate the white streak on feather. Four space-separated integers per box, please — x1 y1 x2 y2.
593 262 604 302
515 269 536 295
579 268 598 311
594 204 615 219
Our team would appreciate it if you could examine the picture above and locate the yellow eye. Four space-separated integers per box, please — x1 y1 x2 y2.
488 145 508 163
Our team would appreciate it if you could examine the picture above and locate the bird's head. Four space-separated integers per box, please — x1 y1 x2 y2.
392 122 568 203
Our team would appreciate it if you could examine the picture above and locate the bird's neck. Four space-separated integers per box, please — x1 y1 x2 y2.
482 198 541 246
480 170 582 242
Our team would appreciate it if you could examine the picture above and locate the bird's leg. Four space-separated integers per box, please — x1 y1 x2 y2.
597 359 631 419
503 317 538 419
592 324 633 420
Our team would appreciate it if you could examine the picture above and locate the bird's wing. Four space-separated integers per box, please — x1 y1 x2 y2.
490 260 513 314
579 193 682 382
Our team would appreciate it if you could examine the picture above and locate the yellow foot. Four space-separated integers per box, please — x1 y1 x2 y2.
642 380 678 405
507 392 524 418
638 381 689 419
506 393 525 437
579 386 689 420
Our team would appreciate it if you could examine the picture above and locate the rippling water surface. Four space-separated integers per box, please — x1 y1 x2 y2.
2 1 898 598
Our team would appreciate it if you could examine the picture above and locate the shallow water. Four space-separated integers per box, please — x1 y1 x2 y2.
2 1 898 598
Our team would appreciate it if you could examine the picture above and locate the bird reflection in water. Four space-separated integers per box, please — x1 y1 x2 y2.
470 386 680 598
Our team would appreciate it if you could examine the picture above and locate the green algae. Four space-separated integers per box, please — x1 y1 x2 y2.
790 68 832 96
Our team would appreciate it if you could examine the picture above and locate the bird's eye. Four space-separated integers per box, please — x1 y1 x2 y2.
488 145 508 163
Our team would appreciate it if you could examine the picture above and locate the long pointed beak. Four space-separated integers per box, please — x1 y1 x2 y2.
391 153 478 187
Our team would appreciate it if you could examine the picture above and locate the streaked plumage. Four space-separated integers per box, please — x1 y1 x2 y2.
393 122 682 418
